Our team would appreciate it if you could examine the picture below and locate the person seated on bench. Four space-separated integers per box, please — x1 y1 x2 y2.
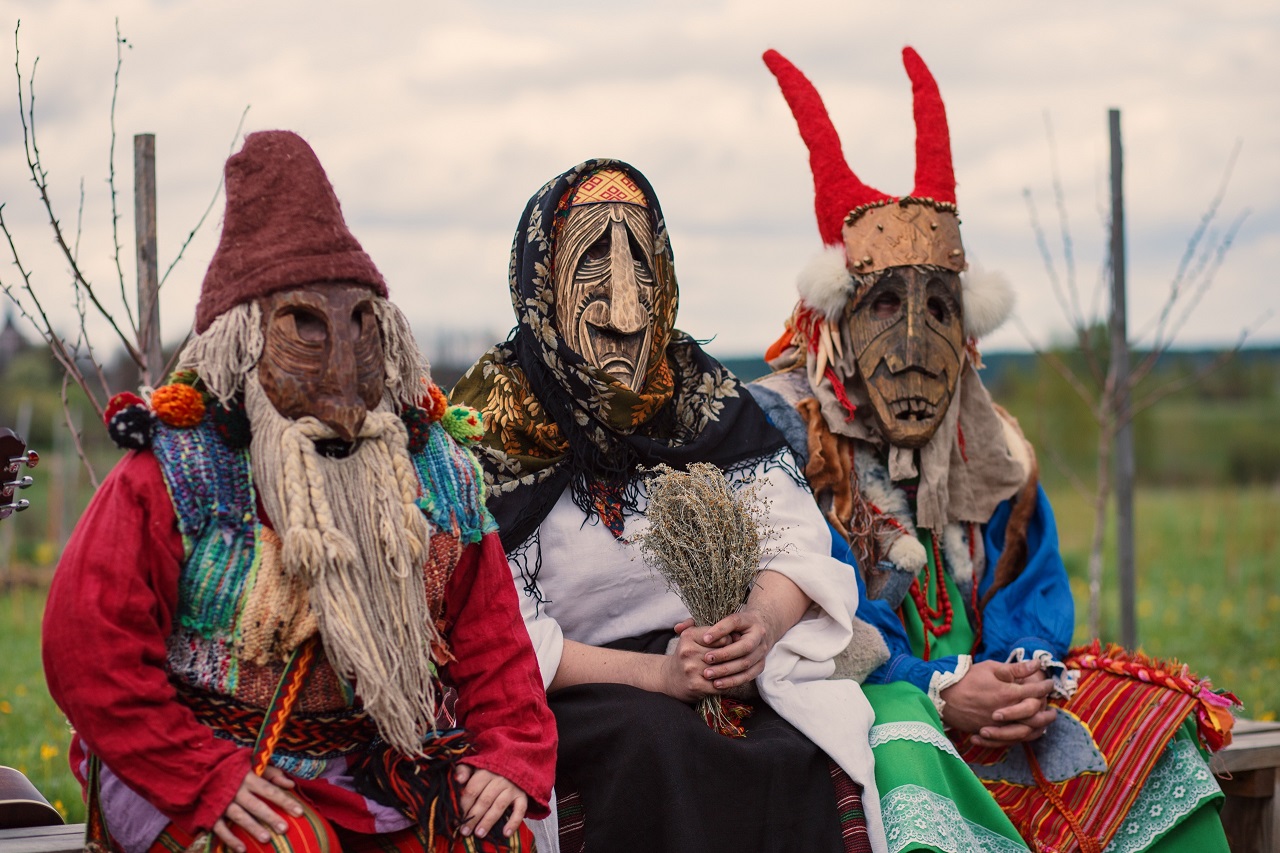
748 46 1238 853
452 160 887 853
42 131 555 853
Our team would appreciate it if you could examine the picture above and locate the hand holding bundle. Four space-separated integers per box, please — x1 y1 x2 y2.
636 462 774 736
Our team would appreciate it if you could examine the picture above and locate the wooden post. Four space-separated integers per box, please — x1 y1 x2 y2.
134 133 162 387
1109 109 1137 649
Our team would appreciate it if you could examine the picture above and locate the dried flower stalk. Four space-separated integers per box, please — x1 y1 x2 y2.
635 462 775 735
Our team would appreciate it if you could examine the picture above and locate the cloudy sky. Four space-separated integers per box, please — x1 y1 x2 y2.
1 0 1275 369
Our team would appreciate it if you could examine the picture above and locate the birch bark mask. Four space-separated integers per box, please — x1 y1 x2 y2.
849 266 965 448
257 282 386 444
553 188 656 393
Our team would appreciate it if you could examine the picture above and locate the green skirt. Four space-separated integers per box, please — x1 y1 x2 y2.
865 682 1228 853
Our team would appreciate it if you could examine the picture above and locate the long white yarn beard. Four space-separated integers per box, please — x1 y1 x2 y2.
246 375 437 756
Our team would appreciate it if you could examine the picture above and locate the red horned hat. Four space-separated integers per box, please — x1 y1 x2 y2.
764 47 965 275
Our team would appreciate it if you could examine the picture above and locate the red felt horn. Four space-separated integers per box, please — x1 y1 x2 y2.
763 49 890 246
903 47 957 206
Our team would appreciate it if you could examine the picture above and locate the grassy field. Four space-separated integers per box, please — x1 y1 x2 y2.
0 583 80 822
0 483 1276 827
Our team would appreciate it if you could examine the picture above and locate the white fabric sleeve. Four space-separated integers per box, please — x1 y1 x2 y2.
511 558 565 692
928 654 973 720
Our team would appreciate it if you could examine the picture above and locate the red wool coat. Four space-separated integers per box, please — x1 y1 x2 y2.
42 450 555 837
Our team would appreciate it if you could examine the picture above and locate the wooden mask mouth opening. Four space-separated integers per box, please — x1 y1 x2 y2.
847 266 965 447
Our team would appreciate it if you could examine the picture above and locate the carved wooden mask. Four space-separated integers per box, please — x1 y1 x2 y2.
257 283 385 443
553 202 656 392
847 266 965 448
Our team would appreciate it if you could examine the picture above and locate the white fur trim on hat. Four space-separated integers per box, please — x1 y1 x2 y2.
961 264 1015 339
797 245 855 321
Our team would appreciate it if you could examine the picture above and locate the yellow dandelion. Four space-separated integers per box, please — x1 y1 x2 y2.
0 700 11 714
39 743 58 762
53 800 65 818
1218 599 1235 619
1258 710 1277 722
14 684 28 696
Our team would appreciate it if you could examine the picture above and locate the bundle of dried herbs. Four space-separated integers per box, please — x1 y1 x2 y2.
635 462 775 736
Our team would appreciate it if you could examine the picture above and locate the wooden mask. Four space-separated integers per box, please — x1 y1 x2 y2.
553 202 656 392
257 283 385 443
847 266 964 448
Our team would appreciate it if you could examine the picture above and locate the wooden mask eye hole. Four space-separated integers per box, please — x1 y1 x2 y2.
286 308 327 343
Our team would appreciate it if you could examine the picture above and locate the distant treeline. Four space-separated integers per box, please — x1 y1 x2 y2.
3 343 1278 488
717 347 1280 489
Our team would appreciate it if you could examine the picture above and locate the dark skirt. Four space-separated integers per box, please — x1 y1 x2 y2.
551 634 844 853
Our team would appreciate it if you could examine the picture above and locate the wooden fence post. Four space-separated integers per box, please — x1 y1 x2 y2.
134 134 161 388
1109 109 1137 649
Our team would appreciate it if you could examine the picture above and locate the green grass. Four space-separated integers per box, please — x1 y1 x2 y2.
0 484 1275 825
1048 483 1280 721
0 583 82 823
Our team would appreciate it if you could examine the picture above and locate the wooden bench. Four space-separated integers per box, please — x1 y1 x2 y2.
1 721 1275 853
1215 718 1280 853
0 825 83 853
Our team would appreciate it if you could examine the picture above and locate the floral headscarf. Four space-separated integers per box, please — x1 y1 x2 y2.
452 159 787 552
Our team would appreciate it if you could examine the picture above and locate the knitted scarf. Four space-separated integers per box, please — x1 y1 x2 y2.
452 159 787 552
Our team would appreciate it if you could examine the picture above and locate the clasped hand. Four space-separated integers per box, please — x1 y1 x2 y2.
940 659 1058 748
661 608 778 702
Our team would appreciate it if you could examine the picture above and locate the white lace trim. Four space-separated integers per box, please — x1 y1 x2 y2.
1102 739 1222 853
928 654 972 718
870 721 965 761
881 783 1030 853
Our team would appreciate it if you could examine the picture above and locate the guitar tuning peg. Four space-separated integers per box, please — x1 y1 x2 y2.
0 499 29 514
23 450 38 468
4 475 34 490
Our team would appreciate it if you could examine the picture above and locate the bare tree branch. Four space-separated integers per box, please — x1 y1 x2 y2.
0 205 105 419
1044 112 1085 328
1014 316 1100 416
68 177 113 400
59 373 99 489
1134 140 1243 351
13 23 144 367
159 104 249 290
107 18 137 336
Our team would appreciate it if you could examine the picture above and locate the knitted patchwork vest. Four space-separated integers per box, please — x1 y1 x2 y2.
151 418 495 774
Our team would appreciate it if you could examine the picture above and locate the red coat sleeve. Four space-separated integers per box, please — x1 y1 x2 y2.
440 533 557 819
42 450 249 833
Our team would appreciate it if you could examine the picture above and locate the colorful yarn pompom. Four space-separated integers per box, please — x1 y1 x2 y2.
400 405 432 454
440 405 484 445
152 383 206 428
421 383 449 423
104 391 153 449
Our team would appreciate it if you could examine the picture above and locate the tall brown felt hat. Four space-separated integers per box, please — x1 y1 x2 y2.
194 130 387 333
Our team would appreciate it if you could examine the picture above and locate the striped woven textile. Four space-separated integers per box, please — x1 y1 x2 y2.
150 810 535 852
554 760 869 853
958 668 1197 853
175 682 379 760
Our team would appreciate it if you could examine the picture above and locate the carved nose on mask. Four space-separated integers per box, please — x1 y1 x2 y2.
603 221 647 335
322 403 366 444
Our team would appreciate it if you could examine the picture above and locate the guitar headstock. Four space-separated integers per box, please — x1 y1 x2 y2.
0 427 37 520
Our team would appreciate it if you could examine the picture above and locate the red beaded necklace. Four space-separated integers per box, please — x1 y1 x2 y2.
908 533 953 660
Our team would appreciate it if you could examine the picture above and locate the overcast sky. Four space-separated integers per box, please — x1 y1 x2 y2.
1 0 1275 368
